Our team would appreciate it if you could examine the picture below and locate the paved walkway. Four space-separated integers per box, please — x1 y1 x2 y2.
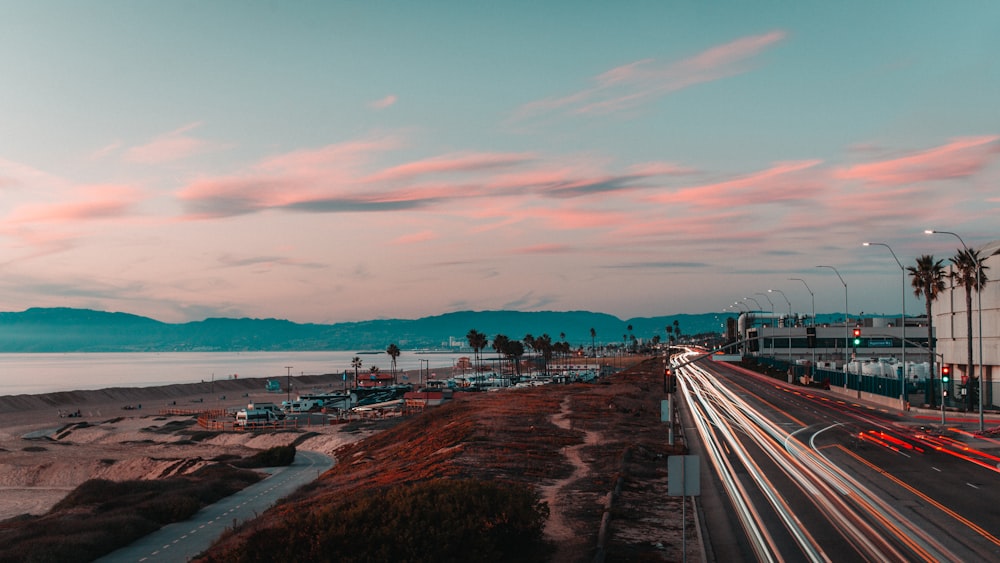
97 450 332 563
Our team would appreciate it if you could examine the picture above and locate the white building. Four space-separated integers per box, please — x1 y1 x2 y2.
931 239 1000 409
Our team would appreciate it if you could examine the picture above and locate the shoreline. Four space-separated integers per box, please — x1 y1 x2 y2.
0 368 456 438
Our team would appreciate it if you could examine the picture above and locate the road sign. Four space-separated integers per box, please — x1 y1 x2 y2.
668 455 700 496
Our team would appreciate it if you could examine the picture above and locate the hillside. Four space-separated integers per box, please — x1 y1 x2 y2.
0 307 732 352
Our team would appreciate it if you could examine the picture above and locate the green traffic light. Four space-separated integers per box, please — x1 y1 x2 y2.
853 338 861 346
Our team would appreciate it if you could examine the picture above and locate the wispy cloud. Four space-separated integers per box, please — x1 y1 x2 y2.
126 122 222 164
513 30 786 120
834 136 1000 186
391 230 437 245
368 95 398 109
653 160 824 208
5 185 144 224
510 243 574 254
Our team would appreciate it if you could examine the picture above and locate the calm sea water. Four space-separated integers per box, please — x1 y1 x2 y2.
0 351 471 396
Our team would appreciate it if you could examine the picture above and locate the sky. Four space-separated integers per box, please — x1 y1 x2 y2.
0 1 998 325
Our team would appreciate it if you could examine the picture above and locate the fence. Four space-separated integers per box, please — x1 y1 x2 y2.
749 357 994 412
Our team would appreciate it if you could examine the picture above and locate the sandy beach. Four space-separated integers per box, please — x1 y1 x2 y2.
0 372 419 521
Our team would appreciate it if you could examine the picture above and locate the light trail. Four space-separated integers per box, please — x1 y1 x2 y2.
673 351 958 562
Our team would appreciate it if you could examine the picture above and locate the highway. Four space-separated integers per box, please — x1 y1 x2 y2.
674 350 1000 562
97 450 332 563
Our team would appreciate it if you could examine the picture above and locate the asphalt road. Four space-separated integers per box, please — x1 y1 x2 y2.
96 450 332 563
680 355 1000 562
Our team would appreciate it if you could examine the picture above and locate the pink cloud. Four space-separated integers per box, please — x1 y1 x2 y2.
510 243 574 255
368 95 398 109
627 161 699 177
126 123 220 164
256 136 401 175
391 230 437 245
5 185 144 224
365 152 536 183
654 160 824 207
834 136 1000 186
514 30 786 119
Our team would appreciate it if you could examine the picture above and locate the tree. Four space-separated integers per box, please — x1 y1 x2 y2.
386 344 401 385
626 324 633 352
907 255 947 407
493 334 511 375
534 334 553 375
466 329 488 374
950 248 990 411
673 320 682 342
351 356 362 390
508 340 525 378
523 334 536 374
589 327 596 358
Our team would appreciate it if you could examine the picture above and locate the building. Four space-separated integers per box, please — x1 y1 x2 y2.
931 239 1000 411
739 314 931 370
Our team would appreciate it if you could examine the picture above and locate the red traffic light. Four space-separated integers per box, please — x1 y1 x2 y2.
853 328 861 337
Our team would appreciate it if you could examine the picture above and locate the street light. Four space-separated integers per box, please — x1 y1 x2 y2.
769 288 792 361
925 229 984 431
863 242 907 411
789 278 816 376
285 366 293 405
756 292 775 355
817 265 850 373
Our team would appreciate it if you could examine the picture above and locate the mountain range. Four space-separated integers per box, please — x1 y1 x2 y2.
0 307 748 353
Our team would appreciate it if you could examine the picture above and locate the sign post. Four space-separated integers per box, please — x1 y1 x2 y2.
668 455 700 562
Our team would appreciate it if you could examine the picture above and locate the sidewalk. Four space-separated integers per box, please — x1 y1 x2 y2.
819 382 1000 437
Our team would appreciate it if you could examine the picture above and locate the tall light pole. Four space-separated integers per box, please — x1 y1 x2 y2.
817 265 850 372
770 288 792 361
285 366 293 405
789 277 816 375
756 292 775 355
864 242 907 411
926 229 984 431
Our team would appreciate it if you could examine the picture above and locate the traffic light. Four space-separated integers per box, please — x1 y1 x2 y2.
852 327 861 347
664 368 677 393
941 365 950 383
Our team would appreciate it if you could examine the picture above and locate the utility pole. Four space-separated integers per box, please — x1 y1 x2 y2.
285 366 293 404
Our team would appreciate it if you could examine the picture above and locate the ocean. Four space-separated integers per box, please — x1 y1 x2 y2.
0 351 473 396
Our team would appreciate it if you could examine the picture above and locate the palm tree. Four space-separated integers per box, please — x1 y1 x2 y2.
589 327 596 358
508 340 525 378
673 320 682 342
386 344 401 385
493 334 511 375
907 255 947 407
466 329 488 375
627 324 633 352
535 334 553 375
950 248 990 411
351 356 362 390
523 334 536 374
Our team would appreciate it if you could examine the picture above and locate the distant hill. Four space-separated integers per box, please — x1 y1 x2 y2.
0 307 736 353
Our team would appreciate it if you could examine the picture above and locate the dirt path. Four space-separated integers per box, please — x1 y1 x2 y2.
540 395 601 548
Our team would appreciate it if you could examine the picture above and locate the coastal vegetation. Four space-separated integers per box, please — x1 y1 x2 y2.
200 479 551 563
0 464 262 563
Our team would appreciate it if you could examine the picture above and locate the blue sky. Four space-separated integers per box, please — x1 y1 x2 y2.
0 1 998 323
